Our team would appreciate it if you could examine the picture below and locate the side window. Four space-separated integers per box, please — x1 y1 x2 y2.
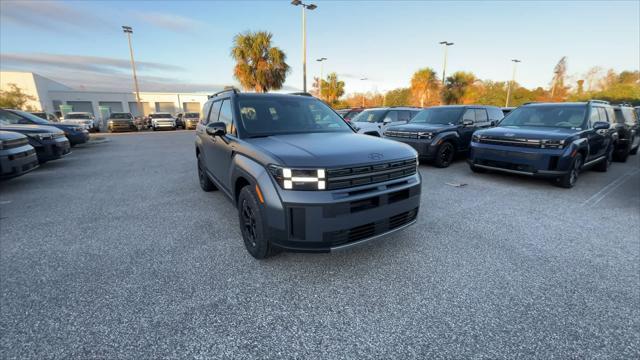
218 99 234 134
487 107 504 121
606 108 616 124
589 107 601 127
597 107 609 123
474 109 488 123
207 101 223 125
462 109 475 123
397 110 413 122
201 102 212 124
383 111 398 122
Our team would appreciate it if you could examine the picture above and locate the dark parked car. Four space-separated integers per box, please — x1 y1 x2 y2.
610 105 639 161
107 112 137 132
468 100 617 188
195 89 421 259
176 112 200 130
0 121 70 164
384 105 503 167
337 108 364 122
351 107 422 136
30 111 60 122
3 109 89 146
0 131 39 180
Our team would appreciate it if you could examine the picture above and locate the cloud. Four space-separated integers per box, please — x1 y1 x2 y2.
1 53 184 75
0 0 111 32
135 12 206 33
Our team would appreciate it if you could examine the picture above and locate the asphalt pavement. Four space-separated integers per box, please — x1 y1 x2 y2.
1 131 638 359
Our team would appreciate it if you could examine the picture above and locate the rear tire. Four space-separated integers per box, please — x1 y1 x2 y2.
197 154 216 192
237 186 279 259
557 153 582 188
434 142 455 168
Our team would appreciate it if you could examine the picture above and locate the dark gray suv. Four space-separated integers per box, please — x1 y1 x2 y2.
195 90 421 259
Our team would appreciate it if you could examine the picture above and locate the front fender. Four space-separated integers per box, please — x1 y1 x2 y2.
432 131 461 148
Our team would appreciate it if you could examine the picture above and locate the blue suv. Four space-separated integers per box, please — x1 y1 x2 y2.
468 100 617 188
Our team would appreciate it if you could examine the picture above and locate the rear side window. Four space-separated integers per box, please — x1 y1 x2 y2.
616 108 636 126
487 107 504 121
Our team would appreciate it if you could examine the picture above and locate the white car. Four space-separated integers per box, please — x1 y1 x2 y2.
62 112 98 132
351 107 421 136
149 112 176 131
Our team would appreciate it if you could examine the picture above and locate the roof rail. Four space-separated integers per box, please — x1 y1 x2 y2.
208 87 240 99
588 99 609 105
289 92 314 97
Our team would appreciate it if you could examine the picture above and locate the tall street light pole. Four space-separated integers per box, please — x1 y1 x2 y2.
291 0 317 93
439 41 454 86
505 59 522 107
360 78 368 107
316 57 327 99
122 26 143 120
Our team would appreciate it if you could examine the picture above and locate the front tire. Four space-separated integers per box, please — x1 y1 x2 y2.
197 154 216 192
237 186 278 259
557 153 582 188
434 142 455 168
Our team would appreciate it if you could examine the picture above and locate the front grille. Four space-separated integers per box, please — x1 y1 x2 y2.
477 159 535 173
385 131 418 139
326 158 417 190
323 208 418 245
479 136 540 148
1 138 28 149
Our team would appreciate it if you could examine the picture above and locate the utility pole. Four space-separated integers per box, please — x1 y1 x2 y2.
122 26 143 121
360 78 368 108
291 1 317 92
316 57 327 99
439 41 454 85
505 59 521 107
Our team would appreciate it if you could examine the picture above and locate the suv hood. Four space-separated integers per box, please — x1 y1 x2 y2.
387 122 458 133
0 124 64 134
477 126 577 141
249 132 417 168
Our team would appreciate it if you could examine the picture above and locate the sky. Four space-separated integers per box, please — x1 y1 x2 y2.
1 0 638 95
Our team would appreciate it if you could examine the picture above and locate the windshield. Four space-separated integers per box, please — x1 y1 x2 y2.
110 113 132 119
3 109 49 125
238 96 352 137
65 113 92 119
150 113 172 119
351 109 386 123
410 108 464 125
185 112 199 118
500 105 586 129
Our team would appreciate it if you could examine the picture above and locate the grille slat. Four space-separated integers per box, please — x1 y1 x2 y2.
323 208 418 245
326 158 417 190
479 136 541 148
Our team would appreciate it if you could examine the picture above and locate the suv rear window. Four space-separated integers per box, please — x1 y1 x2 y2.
500 105 586 129
351 109 387 123
238 96 351 137
110 113 132 119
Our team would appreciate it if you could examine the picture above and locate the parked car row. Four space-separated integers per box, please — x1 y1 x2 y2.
380 100 639 188
1 109 76 180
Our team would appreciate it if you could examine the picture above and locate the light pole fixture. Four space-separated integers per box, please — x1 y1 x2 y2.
316 57 327 99
360 77 368 108
439 41 454 86
505 59 522 107
122 26 143 119
291 0 317 93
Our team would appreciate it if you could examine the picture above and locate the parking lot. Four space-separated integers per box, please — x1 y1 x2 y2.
1 130 638 358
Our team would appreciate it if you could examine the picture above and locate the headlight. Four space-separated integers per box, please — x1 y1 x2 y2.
26 132 57 141
418 132 433 140
472 134 482 142
268 165 326 190
540 139 565 149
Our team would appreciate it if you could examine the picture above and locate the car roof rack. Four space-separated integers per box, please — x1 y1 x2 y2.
588 99 609 105
208 87 240 99
289 92 314 97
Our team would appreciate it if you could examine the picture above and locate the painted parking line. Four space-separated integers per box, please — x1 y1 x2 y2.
582 168 640 207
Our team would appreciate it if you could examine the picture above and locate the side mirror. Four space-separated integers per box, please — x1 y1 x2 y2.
206 122 226 137
382 118 393 124
593 121 609 130
463 119 474 126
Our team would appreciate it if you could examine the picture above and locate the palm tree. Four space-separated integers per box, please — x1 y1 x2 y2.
442 71 477 104
320 73 345 105
410 68 440 107
230 31 290 92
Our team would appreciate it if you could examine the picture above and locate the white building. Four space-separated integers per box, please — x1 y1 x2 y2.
0 71 210 117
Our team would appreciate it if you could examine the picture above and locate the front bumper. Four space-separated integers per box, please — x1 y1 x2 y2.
0 144 39 179
66 131 90 145
34 137 71 163
468 141 572 177
262 173 421 252
108 122 137 132
185 120 199 129
153 122 176 128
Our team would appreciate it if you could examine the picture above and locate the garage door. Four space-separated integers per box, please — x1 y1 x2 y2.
128 102 151 117
98 101 124 113
67 101 94 114
183 102 201 113
155 102 176 113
